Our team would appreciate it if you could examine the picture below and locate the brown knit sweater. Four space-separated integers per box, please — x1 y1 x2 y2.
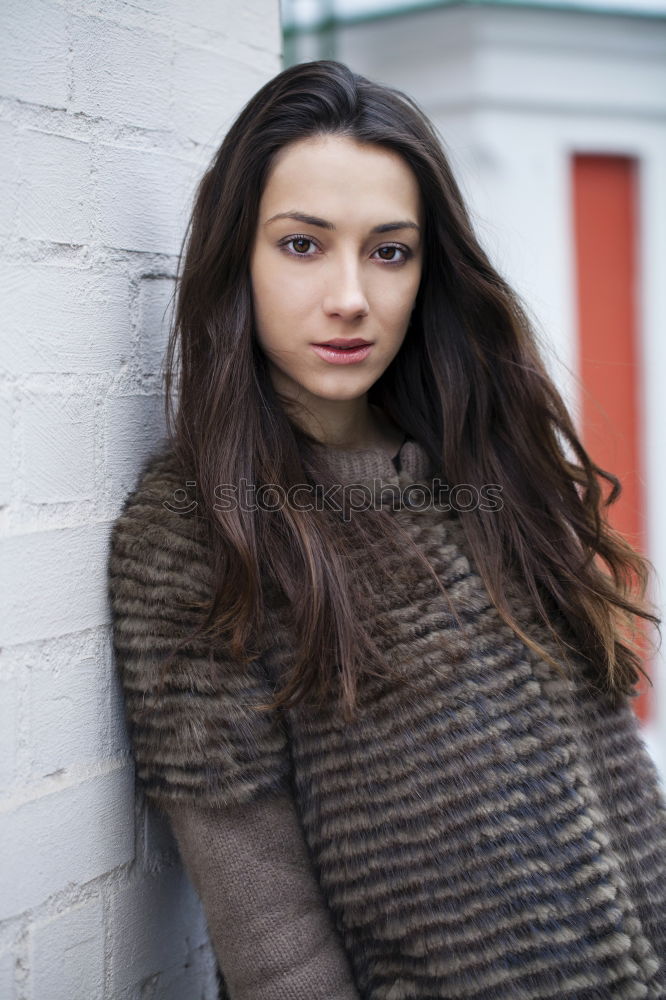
108 434 666 999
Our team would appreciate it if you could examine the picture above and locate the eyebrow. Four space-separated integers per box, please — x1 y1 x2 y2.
264 211 421 235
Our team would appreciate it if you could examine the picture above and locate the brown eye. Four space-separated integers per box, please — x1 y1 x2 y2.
279 235 318 258
375 245 409 263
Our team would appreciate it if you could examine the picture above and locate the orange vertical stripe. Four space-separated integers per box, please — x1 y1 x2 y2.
572 154 650 721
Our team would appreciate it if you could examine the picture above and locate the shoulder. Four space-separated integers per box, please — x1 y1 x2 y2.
107 445 212 702
107 446 291 811
108 446 212 609
110 445 203 551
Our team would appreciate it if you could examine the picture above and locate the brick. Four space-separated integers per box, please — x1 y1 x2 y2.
138 277 176 375
30 898 104 1000
104 394 168 501
109 864 209 993
0 121 19 236
1 522 111 646
0 942 14 1000
28 653 115 778
0 767 134 920
0 393 13 507
21 392 95 503
95 146 198 256
0 672 17 789
215 0 282 53
17 131 93 245
70 15 172 131
172 45 275 145
0 0 68 107
138 943 218 1000
3 264 130 375
134 0 278 45
166 0 280 54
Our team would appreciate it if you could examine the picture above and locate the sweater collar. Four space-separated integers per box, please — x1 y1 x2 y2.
304 433 439 511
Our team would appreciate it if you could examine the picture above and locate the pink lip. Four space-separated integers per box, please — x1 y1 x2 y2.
310 343 373 365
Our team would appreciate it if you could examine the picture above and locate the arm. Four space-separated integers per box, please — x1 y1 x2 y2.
164 788 361 1000
108 454 359 996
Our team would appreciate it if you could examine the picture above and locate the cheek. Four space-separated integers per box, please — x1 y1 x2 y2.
251 264 312 361
373 278 419 328
251 263 284 343
252 256 313 328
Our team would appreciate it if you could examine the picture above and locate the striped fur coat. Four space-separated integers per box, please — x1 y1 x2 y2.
108 435 666 999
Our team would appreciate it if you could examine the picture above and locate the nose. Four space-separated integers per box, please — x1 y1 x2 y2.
322 255 369 321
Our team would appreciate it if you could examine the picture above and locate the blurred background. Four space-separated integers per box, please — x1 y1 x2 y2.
0 0 664 995
282 0 666 768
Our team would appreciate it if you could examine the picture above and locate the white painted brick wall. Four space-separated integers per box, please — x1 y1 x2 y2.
0 943 16 1000
30 899 105 1000
0 0 282 996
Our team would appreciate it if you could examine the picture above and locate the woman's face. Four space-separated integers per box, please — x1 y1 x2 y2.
250 134 423 411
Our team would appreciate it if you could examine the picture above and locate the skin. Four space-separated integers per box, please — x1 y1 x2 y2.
249 134 424 452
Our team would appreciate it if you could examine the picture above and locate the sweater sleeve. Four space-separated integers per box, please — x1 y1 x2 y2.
107 449 291 812
165 789 361 1000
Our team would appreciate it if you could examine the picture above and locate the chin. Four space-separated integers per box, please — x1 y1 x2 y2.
312 376 376 397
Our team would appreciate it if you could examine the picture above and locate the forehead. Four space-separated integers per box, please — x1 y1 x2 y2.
260 134 422 223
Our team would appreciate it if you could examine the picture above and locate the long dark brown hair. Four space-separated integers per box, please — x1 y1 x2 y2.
162 58 660 719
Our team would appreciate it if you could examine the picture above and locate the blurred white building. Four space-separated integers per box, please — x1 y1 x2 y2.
281 0 666 777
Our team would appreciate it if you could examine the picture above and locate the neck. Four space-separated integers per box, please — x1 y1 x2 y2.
280 390 403 454
320 404 405 456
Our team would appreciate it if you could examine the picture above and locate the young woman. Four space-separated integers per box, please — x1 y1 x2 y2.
108 60 666 999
